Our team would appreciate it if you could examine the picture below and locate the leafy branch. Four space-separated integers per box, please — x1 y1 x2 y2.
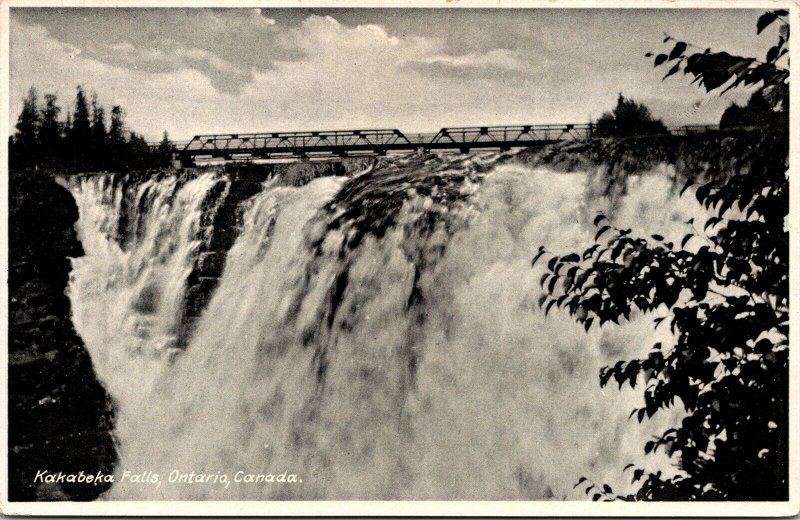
533 11 789 501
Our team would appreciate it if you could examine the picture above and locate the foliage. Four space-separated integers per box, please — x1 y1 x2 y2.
13 87 41 165
9 85 172 172
719 90 785 130
645 10 788 108
158 131 176 168
39 94 62 162
594 94 668 137
534 11 789 500
107 105 128 170
70 86 92 164
90 93 108 168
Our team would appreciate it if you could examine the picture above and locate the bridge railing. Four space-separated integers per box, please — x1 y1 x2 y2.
670 124 721 135
184 129 410 155
430 124 595 144
406 132 441 145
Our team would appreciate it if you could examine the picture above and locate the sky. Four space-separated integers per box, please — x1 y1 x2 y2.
9 7 781 142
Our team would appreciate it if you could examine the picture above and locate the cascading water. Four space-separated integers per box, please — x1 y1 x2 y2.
64 152 709 500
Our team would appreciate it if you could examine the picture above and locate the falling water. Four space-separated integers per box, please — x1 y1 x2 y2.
65 153 709 500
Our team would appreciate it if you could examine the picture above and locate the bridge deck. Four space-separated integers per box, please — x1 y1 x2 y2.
175 124 720 163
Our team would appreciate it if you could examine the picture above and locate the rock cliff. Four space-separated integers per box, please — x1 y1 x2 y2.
8 170 117 501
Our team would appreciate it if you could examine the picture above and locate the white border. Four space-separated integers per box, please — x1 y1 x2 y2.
0 0 798 516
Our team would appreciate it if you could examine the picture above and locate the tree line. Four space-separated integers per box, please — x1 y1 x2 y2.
9 85 174 172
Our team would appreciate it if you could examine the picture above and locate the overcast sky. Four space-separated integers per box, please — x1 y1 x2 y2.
9 7 779 141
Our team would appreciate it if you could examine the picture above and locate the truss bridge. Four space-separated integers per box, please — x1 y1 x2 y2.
176 123 720 164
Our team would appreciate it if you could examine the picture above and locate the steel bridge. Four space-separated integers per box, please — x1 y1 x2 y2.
174 124 721 164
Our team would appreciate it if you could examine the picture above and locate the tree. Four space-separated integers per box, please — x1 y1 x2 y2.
107 105 127 170
594 94 668 137
10 84 161 172
534 11 788 500
39 94 62 163
127 132 153 169
13 86 41 166
90 93 107 168
158 130 174 167
719 90 784 130
70 86 92 164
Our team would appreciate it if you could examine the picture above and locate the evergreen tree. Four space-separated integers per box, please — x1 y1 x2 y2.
127 132 152 169
62 109 72 139
70 86 92 166
90 93 107 168
14 86 41 167
39 94 62 164
158 130 174 167
108 105 126 169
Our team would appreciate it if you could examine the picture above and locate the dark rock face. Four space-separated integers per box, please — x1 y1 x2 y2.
179 169 265 344
8 171 117 501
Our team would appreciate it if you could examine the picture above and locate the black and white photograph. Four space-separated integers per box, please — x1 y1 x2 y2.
1 1 797 516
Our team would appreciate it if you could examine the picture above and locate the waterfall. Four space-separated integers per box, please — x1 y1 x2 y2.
65 154 709 500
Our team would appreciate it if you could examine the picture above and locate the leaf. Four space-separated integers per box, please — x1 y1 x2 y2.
537 294 548 308
531 250 546 266
767 45 780 63
757 11 777 34
583 244 600 260
644 52 653 58
593 214 607 226
704 216 722 231
651 234 664 241
561 253 580 263
599 366 613 387
680 179 694 196
654 54 668 67
583 317 594 332
663 63 681 80
595 225 611 241
668 41 687 60
592 493 602 501
681 233 693 249
632 469 644 483
574 476 588 489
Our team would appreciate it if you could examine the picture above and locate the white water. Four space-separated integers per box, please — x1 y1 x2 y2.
66 157 708 500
